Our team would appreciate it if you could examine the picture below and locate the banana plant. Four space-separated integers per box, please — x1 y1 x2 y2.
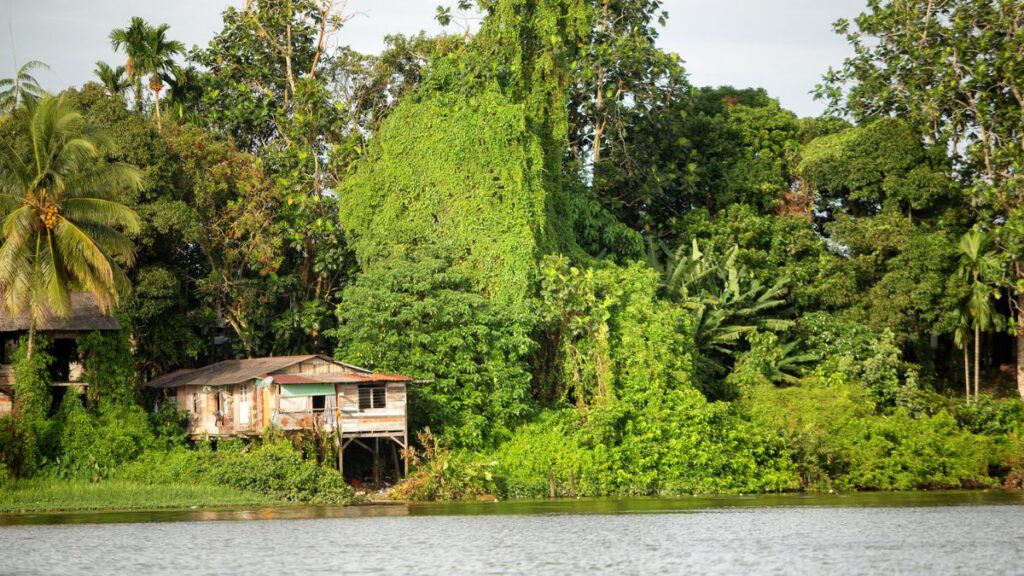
650 236 795 379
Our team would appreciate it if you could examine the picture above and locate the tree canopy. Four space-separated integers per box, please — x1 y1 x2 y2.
3 0 1024 496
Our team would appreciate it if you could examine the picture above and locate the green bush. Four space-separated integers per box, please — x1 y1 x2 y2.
956 394 1024 436
12 336 54 425
746 380 992 490
395 429 499 501
149 400 189 449
492 410 603 498
487 398 799 498
841 409 991 490
590 388 798 495
116 440 352 505
77 330 136 406
51 394 156 479
0 416 38 479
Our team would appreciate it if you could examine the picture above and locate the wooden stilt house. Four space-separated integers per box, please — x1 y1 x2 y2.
146 355 418 478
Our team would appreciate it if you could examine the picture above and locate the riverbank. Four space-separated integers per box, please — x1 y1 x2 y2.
5 475 1022 516
0 479 276 513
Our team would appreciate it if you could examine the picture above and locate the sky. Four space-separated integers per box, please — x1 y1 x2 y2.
0 0 866 118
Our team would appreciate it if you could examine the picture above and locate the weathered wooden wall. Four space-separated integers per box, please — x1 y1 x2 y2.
0 389 11 417
338 382 407 435
0 364 12 417
279 358 360 376
177 384 240 437
172 358 409 439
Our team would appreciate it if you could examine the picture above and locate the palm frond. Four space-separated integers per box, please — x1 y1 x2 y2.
0 95 140 320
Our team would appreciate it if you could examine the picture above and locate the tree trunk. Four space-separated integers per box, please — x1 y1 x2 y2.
153 88 162 131
964 344 970 404
134 80 144 113
974 325 981 400
1017 290 1024 400
592 70 605 190
27 321 36 360
591 0 609 196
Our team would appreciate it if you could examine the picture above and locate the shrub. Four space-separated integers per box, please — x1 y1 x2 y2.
840 409 991 490
0 416 38 479
77 331 136 406
746 380 992 490
492 410 603 498
12 336 53 424
393 428 498 501
116 440 353 505
149 400 189 450
591 388 798 495
955 395 1024 437
51 395 156 479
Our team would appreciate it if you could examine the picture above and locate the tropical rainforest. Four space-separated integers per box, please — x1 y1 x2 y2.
3 0 1024 504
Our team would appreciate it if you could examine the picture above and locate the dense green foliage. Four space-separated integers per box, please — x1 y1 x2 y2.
746 382 991 491
3 0 1024 504
338 85 550 306
117 440 352 505
333 253 535 448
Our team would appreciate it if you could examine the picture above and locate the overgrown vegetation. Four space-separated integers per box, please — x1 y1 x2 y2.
3 0 1024 506
117 440 352 505
0 478 273 513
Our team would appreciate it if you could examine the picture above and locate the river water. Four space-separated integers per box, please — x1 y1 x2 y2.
2 491 1023 575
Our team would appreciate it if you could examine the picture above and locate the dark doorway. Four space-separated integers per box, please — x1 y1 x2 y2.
50 338 78 382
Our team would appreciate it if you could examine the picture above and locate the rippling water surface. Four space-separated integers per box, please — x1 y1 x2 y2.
2 492 1022 575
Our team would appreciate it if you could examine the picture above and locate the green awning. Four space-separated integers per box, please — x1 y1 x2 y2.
280 384 337 397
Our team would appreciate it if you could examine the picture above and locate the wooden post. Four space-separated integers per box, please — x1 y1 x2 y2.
403 391 410 479
338 438 344 479
373 437 382 485
548 471 556 499
391 441 400 483
334 396 343 476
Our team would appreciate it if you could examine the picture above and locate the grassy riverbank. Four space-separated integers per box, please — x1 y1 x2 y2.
0 479 277 513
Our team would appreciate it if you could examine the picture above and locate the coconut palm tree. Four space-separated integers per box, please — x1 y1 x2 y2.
109 16 150 111
0 60 49 115
110 18 183 129
0 95 142 357
136 23 184 129
94 61 129 98
957 229 1004 400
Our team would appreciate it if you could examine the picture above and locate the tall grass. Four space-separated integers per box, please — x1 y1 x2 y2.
0 479 273 513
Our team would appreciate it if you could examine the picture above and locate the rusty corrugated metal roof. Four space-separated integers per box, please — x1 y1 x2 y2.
337 373 413 382
146 355 371 389
270 374 320 384
146 354 418 390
